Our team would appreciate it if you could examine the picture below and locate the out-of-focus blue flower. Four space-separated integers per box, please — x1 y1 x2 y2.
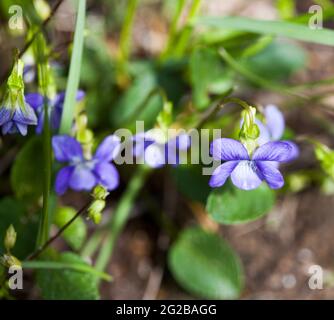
0 59 37 135
132 131 191 168
52 134 121 195
25 90 85 134
256 104 285 145
209 138 299 190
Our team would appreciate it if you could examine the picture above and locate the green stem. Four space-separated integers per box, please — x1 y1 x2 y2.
81 231 104 258
36 97 51 247
219 48 308 99
119 0 139 63
173 0 202 57
195 96 251 128
95 166 150 272
34 33 53 248
160 0 187 59
22 261 112 282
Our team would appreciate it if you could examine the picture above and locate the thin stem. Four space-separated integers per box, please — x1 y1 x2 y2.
160 0 187 59
95 166 150 273
119 0 139 63
81 231 104 258
219 48 308 99
28 203 90 261
195 96 251 129
0 0 64 83
173 0 202 57
36 96 51 247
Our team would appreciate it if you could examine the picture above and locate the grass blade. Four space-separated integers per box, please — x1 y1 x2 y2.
22 260 112 282
194 16 334 46
60 0 86 134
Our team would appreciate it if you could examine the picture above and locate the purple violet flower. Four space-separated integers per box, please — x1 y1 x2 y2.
25 90 85 134
0 59 38 135
52 134 121 195
256 104 285 145
209 138 298 190
0 96 38 135
132 132 191 168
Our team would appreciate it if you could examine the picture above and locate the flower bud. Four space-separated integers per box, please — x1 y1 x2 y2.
92 185 109 200
157 101 173 131
90 212 102 225
4 225 16 252
239 106 260 154
0 254 21 268
88 200 106 224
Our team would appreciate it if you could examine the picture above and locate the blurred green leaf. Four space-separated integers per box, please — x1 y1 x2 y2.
11 137 44 202
36 252 100 300
169 227 244 299
243 40 306 82
171 165 211 204
190 47 233 110
110 68 162 128
276 0 295 19
54 206 87 251
206 184 275 225
194 16 334 46
0 197 38 258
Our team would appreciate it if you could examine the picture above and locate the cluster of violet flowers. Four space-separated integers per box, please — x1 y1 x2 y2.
0 60 299 196
0 59 84 136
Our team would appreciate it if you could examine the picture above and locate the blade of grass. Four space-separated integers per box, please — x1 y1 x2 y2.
173 0 202 57
219 48 308 99
22 260 112 282
160 0 187 59
194 16 334 46
119 0 139 63
59 0 86 134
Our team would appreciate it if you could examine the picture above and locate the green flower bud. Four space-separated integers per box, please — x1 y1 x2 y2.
7 58 24 90
239 106 260 155
90 212 102 225
88 200 106 224
92 185 109 200
157 101 173 131
0 254 21 268
4 225 16 252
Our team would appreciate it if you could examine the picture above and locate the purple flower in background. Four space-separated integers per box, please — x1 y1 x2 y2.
52 134 121 195
209 138 299 190
256 104 285 145
132 132 191 168
25 90 85 134
0 94 37 135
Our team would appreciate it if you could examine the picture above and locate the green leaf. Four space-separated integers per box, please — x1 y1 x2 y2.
243 40 306 82
0 197 38 258
60 0 86 134
190 47 233 110
276 0 295 19
36 252 100 300
110 68 162 128
54 206 87 251
171 164 211 203
194 16 334 46
11 137 43 202
206 184 275 225
169 227 244 299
